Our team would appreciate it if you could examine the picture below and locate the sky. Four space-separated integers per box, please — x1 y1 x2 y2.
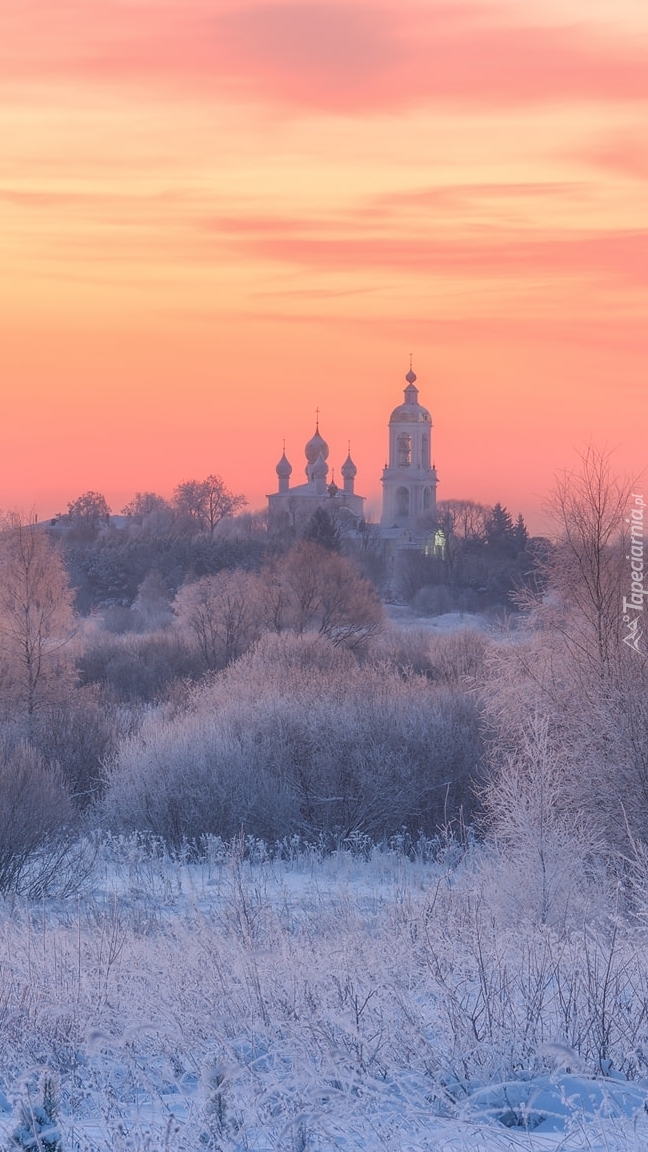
1 0 647 532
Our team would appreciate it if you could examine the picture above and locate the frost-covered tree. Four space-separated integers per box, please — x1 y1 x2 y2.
532 446 633 678
66 489 111 538
264 542 384 650
496 448 645 847
0 515 76 721
0 743 73 894
174 570 263 670
482 713 596 927
122 490 175 534
173 475 246 537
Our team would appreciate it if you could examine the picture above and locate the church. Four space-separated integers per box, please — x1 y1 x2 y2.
267 365 438 540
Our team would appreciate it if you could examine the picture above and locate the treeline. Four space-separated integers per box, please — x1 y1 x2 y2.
54 487 540 619
394 498 543 612
55 477 264 612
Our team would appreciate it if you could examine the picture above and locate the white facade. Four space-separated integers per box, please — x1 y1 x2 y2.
380 368 438 532
268 424 365 536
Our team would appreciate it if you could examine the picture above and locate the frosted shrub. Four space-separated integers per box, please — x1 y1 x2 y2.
8 1074 62 1151
428 627 490 685
378 625 490 684
0 743 75 895
105 633 482 843
79 629 201 702
481 714 600 927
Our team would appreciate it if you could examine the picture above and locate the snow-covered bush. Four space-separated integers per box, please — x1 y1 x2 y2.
104 633 482 843
8 1075 62 1151
480 713 602 927
377 624 490 684
0 742 74 895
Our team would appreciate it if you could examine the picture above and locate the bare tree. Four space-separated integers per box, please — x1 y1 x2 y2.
122 491 170 519
174 570 262 670
538 446 634 678
173 475 246 537
0 515 76 721
264 542 384 650
0 742 73 894
437 499 489 542
481 446 647 850
122 491 174 534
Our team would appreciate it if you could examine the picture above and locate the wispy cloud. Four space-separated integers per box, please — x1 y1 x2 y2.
2 1 648 113
204 216 648 288
585 133 648 181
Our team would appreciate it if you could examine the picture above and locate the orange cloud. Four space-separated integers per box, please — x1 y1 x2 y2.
204 221 648 288
586 133 648 181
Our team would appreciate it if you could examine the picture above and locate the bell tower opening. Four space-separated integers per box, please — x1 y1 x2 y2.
397 433 411 468
396 487 410 518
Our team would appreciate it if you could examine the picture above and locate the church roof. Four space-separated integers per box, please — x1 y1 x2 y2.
390 368 431 424
305 426 329 464
341 451 357 478
276 450 292 478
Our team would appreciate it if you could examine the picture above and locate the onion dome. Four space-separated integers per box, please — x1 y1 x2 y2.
405 367 417 385
341 451 357 480
276 450 292 479
327 480 339 497
305 426 329 465
312 451 328 479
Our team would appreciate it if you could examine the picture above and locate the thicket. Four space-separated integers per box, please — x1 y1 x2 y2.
104 632 483 843
64 533 267 613
0 514 486 887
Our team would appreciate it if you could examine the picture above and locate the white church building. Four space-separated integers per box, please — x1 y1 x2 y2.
267 422 365 536
267 365 438 539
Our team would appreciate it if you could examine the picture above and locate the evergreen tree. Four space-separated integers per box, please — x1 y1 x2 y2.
513 513 529 551
484 503 515 550
302 507 341 552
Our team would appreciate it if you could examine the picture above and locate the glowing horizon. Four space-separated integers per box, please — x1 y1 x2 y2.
1 0 646 535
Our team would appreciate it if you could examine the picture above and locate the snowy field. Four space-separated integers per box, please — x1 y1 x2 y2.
1 837 647 1150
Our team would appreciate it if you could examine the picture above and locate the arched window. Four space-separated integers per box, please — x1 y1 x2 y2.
396 487 410 519
423 486 431 511
422 433 430 469
397 433 411 467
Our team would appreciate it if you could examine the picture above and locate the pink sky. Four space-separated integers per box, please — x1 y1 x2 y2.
0 0 646 532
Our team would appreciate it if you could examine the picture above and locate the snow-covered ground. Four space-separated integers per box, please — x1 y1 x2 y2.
1 838 646 1150
385 605 496 633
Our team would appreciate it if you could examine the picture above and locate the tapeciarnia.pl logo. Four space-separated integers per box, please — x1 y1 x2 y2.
622 493 645 655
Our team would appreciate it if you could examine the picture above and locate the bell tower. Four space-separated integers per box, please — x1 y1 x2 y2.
381 364 438 530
